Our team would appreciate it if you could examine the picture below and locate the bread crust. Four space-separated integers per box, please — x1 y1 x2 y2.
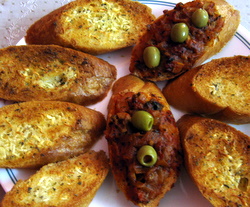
129 0 240 81
177 114 250 207
105 75 182 207
0 150 109 207
163 55 250 124
0 45 116 106
111 74 170 110
25 0 155 55
194 0 240 66
0 101 106 168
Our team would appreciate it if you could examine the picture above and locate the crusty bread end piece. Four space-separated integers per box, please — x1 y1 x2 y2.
0 150 109 207
163 55 250 124
177 115 250 207
25 0 155 55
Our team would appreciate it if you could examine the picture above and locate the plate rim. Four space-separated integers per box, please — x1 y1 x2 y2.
0 1 249 206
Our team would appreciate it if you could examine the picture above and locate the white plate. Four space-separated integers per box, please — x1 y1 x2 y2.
0 1 250 206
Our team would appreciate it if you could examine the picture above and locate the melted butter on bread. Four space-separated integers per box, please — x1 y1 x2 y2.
0 110 77 159
0 101 106 168
196 132 244 192
20 66 77 89
1 151 109 207
25 0 155 54
178 115 250 206
63 0 131 42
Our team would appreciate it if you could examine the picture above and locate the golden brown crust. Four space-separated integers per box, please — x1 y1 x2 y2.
0 45 116 106
194 0 240 66
0 101 106 168
163 55 250 124
177 114 250 207
110 74 170 111
0 150 109 207
106 75 181 207
25 0 155 55
129 0 240 81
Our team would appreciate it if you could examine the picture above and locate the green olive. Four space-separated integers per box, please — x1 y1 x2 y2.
171 23 189 43
137 145 157 167
143 46 161 68
192 8 209 28
131 110 154 131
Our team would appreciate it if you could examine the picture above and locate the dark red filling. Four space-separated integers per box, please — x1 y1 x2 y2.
130 0 224 80
105 92 181 204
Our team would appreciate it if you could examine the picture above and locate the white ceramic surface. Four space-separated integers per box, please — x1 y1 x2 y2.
0 1 250 206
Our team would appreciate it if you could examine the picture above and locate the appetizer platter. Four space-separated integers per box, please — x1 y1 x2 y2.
0 0 249 206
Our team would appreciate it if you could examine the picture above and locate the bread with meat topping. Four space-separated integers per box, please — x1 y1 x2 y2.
0 150 109 207
177 114 250 207
106 75 182 207
25 0 155 55
163 55 250 124
0 101 106 168
129 0 240 81
0 45 116 106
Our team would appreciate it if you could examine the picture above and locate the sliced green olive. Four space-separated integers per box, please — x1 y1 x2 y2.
143 46 161 68
171 23 189 43
137 145 157 167
131 110 154 131
192 8 209 28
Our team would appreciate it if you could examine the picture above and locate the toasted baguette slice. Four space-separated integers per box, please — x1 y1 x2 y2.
163 55 250 124
105 75 182 207
25 0 155 55
177 114 250 207
0 45 116 106
129 0 240 81
0 150 109 207
0 101 106 168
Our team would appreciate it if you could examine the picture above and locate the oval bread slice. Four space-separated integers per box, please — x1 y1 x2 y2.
163 55 250 124
25 0 155 55
106 75 182 207
0 150 109 207
0 101 106 168
177 114 250 207
129 0 240 81
0 45 117 105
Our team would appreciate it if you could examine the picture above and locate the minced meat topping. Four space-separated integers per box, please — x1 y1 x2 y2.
130 0 224 81
105 92 182 204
